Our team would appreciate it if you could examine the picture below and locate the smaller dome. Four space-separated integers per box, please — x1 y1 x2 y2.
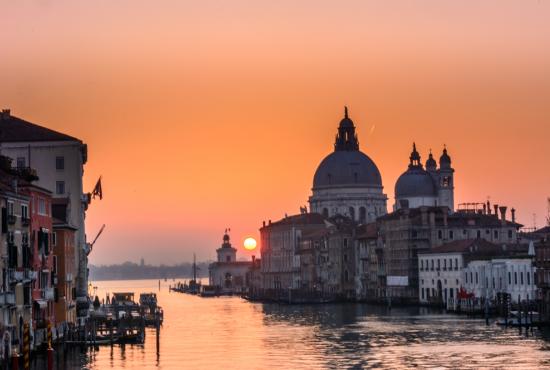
395 168 437 198
440 147 451 168
426 150 437 171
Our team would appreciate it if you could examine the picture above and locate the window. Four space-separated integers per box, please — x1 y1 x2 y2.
455 258 458 270
508 272 511 285
38 198 47 215
449 259 452 270
56 181 65 195
16 157 26 168
7 201 14 216
492 277 495 288
465 273 468 283
514 272 518 285
431 260 434 271
527 272 531 285
56 156 65 170
475 272 478 284
422 288 425 300
508 230 513 239
21 204 28 220
53 255 58 274
343 238 348 248
494 230 498 239
520 272 524 285
476 230 481 239
449 231 454 240
437 259 440 270
443 259 447 270
52 232 57 247
420 260 423 271
438 230 443 239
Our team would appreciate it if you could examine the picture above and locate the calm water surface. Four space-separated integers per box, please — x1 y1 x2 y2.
42 279 550 369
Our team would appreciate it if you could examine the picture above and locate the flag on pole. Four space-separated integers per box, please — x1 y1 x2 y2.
92 177 103 200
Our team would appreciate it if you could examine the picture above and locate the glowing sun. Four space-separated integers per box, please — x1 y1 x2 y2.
243 237 257 251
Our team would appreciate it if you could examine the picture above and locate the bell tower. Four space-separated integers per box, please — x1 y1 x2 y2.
437 146 455 211
216 229 237 263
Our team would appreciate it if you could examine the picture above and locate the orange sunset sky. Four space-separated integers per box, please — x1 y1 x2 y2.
1 1 549 264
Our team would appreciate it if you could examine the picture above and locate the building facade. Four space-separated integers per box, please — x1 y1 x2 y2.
0 109 90 320
260 213 326 291
208 232 252 294
19 183 55 343
0 157 35 356
53 221 77 326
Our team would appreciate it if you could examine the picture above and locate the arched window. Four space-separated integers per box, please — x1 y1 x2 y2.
348 207 355 221
359 207 367 223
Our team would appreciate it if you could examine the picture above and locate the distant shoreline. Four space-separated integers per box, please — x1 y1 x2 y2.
89 275 208 282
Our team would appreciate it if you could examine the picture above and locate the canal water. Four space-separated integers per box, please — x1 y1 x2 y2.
37 279 550 369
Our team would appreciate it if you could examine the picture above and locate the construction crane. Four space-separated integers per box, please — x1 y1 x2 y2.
86 224 106 255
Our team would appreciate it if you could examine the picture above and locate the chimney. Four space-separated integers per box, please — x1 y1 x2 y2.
499 206 507 223
494 204 499 217
262 221 266 227
268 219 271 225
483 204 487 215
0 109 10 120
511 208 516 224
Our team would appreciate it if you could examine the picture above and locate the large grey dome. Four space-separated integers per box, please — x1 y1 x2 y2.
395 167 436 197
313 150 383 189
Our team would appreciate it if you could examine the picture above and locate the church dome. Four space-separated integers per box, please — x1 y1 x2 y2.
395 143 437 198
313 150 383 189
395 167 436 197
313 107 382 189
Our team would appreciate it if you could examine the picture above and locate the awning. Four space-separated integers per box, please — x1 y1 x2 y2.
34 299 48 309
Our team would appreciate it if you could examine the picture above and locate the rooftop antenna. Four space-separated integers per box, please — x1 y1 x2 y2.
533 213 537 231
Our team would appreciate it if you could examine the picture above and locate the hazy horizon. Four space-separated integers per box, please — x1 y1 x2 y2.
1 1 549 264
